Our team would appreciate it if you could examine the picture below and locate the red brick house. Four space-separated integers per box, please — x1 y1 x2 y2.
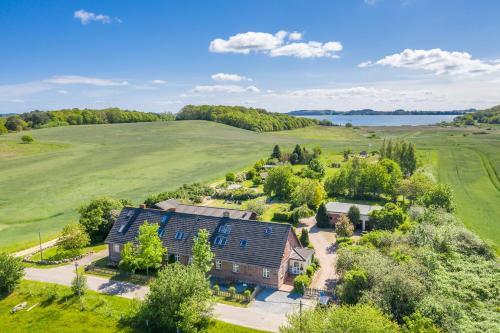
105 206 313 289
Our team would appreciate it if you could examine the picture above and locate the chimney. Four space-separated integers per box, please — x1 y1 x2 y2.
223 211 230 218
139 204 146 209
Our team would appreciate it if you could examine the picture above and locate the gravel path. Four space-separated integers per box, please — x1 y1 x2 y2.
297 217 338 289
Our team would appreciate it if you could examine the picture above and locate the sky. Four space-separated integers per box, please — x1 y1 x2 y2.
1 0 500 114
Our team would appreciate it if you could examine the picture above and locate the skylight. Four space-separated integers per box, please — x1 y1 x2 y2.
264 226 272 236
118 224 126 233
214 236 227 246
219 225 232 235
239 239 247 248
175 231 185 240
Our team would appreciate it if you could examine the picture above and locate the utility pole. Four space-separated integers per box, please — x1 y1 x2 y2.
39 231 43 261
299 299 303 333
75 263 80 297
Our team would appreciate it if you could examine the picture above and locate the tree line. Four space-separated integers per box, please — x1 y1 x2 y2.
452 104 500 125
176 105 317 132
0 108 174 133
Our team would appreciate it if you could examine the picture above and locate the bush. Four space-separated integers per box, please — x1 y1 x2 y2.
306 265 315 278
337 269 369 304
347 205 361 226
225 173 236 182
246 169 256 180
58 223 90 251
21 134 34 143
336 237 354 248
273 210 292 222
245 197 267 217
79 197 125 243
71 274 87 295
213 284 220 292
243 289 251 299
291 204 315 223
293 274 311 294
335 215 354 237
0 252 24 294
370 203 406 231
299 228 310 247
228 286 236 299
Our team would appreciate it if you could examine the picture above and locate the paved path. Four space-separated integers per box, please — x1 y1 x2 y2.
23 259 307 332
297 217 338 289
14 238 59 258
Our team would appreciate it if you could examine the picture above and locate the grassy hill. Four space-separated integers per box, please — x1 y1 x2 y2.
0 121 498 252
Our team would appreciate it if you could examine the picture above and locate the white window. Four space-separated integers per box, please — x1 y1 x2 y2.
215 259 222 270
174 254 180 262
113 244 120 253
263 268 270 278
233 263 239 273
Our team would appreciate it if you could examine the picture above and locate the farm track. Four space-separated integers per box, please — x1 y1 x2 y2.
477 150 500 192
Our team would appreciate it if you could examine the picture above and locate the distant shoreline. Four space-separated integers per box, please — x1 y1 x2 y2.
288 109 473 116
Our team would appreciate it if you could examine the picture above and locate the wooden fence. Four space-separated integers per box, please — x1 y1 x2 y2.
303 287 331 299
212 289 251 302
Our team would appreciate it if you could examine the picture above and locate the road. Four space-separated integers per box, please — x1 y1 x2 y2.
14 238 59 258
297 217 338 289
23 255 307 332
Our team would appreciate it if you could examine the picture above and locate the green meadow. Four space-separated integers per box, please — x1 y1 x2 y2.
0 121 498 252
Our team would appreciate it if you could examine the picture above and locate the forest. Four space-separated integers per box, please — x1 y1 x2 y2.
176 105 317 132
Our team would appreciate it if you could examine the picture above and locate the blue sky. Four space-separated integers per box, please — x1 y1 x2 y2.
1 0 500 113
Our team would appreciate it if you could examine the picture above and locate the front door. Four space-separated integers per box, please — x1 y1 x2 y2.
291 262 301 275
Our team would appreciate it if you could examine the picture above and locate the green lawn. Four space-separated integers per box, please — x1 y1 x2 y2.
1 121 499 252
0 281 270 333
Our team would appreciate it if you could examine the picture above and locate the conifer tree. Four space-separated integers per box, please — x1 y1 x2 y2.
271 145 282 160
315 203 330 228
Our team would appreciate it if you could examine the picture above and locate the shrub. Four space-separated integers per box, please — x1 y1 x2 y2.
336 236 354 248
273 210 292 222
213 188 262 201
225 173 236 182
0 252 24 294
370 203 406 231
71 274 88 295
306 265 315 278
213 284 220 292
78 197 125 243
228 286 236 299
291 204 315 223
21 134 34 143
246 169 256 180
293 274 311 294
245 197 266 217
299 228 310 247
335 215 354 237
337 269 369 304
58 223 90 251
347 205 361 226
243 289 251 299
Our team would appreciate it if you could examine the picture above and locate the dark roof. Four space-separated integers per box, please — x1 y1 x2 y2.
105 207 294 269
155 199 255 220
289 247 314 262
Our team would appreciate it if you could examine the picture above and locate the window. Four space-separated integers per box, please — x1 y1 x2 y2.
232 263 239 273
239 239 247 248
174 254 180 262
215 259 222 270
219 225 232 234
118 224 126 233
175 231 185 240
126 210 134 218
214 236 227 246
264 226 272 236
113 244 120 253
263 268 270 278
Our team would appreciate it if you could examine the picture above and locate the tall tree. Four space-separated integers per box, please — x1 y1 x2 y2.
136 221 166 276
78 197 125 243
291 179 326 210
347 206 361 227
315 203 330 228
263 166 296 199
192 229 214 274
271 144 282 159
58 223 90 251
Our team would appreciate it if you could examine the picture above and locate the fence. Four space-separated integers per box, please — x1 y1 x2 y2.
212 288 251 302
303 287 331 299
85 264 152 284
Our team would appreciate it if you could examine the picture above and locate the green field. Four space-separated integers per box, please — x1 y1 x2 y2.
0 280 269 333
1 121 499 252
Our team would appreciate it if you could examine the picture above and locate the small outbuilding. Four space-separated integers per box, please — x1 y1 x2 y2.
325 202 382 231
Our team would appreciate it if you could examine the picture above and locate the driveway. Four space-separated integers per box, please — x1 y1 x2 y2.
23 262 307 332
297 217 338 290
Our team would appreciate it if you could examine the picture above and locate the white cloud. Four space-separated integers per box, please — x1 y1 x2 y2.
57 90 68 94
152 79 166 84
74 9 120 25
289 31 303 41
360 48 500 75
45 75 129 86
270 41 342 59
211 73 251 82
209 31 342 59
192 85 260 94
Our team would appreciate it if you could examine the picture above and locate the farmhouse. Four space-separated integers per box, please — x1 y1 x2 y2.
105 206 313 289
326 202 382 231
155 198 256 220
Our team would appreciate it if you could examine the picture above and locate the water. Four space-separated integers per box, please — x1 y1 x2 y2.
300 114 457 126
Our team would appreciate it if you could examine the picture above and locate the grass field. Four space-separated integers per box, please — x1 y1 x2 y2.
1 121 498 252
0 280 269 333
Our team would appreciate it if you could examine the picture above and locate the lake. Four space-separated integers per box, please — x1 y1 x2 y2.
300 114 458 126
